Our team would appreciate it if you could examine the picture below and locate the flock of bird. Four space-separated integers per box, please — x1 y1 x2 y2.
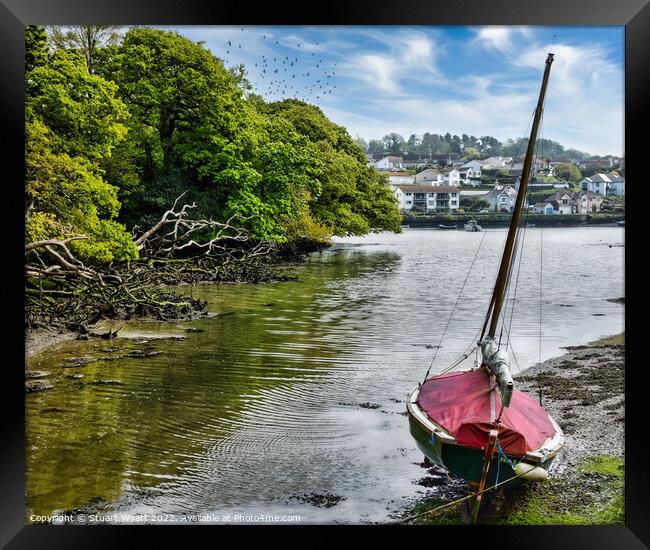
222 28 338 106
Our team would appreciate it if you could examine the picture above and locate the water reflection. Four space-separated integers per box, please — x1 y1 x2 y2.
26 227 624 523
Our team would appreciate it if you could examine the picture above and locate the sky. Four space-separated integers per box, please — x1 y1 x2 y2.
164 26 624 157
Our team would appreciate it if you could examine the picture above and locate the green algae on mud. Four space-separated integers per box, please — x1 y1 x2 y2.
588 332 625 347
502 456 624 525
402 456 624 525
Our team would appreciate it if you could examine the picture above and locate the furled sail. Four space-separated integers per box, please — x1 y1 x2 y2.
480 336 513 407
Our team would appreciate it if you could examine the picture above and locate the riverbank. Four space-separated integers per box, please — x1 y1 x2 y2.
403 212 624 228
25 243 320 359
404 332 625 525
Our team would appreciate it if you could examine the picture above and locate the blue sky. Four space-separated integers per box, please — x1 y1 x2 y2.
166 26 624 156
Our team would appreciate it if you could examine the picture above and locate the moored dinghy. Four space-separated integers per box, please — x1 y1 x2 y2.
407 337 564 486
464 219 482 232
406 53 564 517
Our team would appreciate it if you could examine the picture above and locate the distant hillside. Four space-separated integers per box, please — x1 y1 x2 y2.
355 132 618 161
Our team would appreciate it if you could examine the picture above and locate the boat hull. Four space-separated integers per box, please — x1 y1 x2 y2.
408 413 554 487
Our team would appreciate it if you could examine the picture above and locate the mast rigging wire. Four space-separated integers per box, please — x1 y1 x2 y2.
422 228 488 383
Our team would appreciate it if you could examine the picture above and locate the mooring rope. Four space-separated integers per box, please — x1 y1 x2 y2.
394 462 539 524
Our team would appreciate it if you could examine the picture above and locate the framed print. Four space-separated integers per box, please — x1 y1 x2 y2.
2 0 647 547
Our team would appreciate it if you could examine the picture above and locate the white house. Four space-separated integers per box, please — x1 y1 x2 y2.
545 191 604 214
460 160 483 178
394 185 460 213
439 167 461 186
415 168 461 187
458 167 480 185
485 185 518 212
508 159 548 174
386 171 415 185
546 192 574 214
481 156 512 170
374 156 404 171
533 202 556 215
580 173 625 196
415 168 444 184
608 178 625 196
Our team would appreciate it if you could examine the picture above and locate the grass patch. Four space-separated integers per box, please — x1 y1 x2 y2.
404 456 624 525
579 455 624 477
402 498 469 524
501 456 624 525
589 333 625 347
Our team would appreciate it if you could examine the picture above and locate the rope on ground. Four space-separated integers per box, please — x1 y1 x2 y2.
394 463 539 524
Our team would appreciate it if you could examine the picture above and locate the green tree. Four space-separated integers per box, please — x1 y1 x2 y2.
406 134 421 154
554 162 582 183
25 42 136 261
382 133 405 155
25 25 49 72
95 28 250 226
463 147 480 160
353 135 368 152
367 139 385 155
25 121 137 261
47 25 122 74
264 100 401 237
26 50 129 160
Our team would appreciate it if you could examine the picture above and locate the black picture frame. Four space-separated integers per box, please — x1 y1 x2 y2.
2 0 646 547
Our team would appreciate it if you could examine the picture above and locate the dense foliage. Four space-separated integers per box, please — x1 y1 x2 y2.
365 131 594 161
553 162 582 183
25 29 136 261
25 26 401 264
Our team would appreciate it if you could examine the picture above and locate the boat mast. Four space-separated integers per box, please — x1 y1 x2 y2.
481 53 554 341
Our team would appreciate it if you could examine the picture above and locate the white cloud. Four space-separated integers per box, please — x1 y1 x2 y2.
168 26 623 156
474 27 532 54
516 43 623 154
330 31 623 155
341 31 441 97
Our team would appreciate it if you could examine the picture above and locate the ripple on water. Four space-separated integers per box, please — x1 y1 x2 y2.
26 227 624 522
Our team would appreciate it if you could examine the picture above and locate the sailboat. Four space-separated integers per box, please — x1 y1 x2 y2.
406 54 564 507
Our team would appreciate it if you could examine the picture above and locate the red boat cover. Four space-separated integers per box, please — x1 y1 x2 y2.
417 369 556 457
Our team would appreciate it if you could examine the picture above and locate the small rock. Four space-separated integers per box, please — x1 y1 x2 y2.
124 350 162 358
25 370 51 379
289 493 345 508
416 475 446 487
26 380 54 393
62 357 96 368
85 379 125 386
359 402 381 409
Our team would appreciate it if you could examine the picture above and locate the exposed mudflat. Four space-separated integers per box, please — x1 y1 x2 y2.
513 341 624 480
25 328 78 360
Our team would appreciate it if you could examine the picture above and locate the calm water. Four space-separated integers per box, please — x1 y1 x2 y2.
26 227 624 524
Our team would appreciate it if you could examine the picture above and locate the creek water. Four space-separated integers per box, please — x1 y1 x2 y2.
26 226 624 524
